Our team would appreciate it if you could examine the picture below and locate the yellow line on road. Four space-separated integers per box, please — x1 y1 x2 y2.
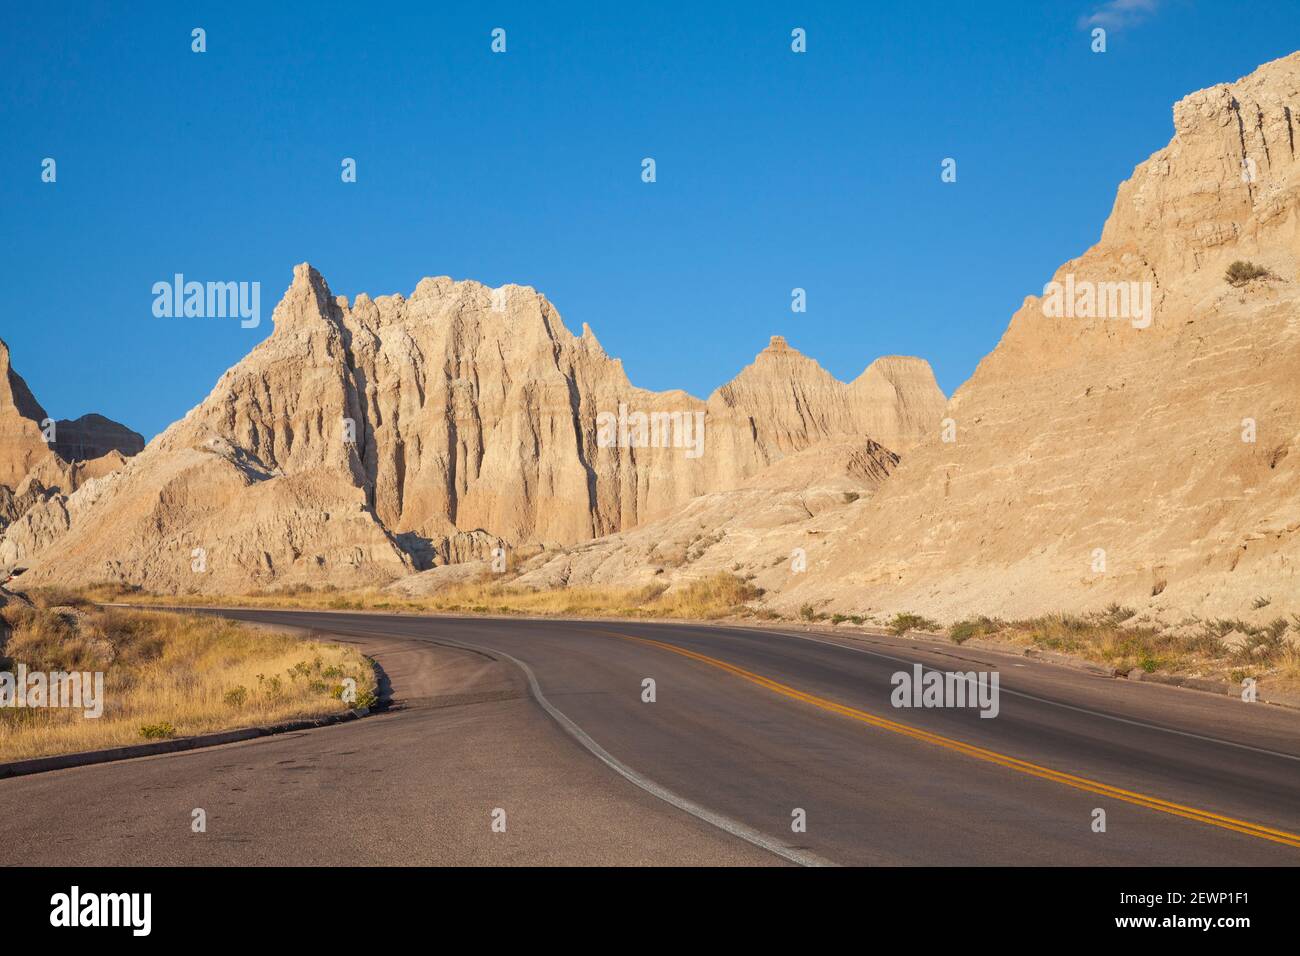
597 628 1300 850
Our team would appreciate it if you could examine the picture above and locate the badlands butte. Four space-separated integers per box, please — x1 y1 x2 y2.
5 53 1300 629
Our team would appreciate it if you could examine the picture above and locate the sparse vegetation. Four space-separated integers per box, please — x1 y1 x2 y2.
944 606 1300 687
1225 260 1274 287
887 612 942 635
948 615 1005 645
0 602 376 762
81 572 765 623
23 586 94 609
139 722 176 740
223 686 248 708
1102 603 1137 625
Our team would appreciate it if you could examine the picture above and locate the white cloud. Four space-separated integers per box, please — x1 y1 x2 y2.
1079 0 1159 30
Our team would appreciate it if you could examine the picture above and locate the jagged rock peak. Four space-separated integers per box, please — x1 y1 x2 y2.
4 261 949 593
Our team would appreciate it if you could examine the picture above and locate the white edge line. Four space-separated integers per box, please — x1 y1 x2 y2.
432 636 835 868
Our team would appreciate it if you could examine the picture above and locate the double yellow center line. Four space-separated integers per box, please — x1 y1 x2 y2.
597 628 1300 850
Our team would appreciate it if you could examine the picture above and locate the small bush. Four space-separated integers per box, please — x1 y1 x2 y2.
949 616 1004 645
888 612 941 636
223 686 248 708
1225 260 1273 287
139 722 177 740
1101 603 1137 625
353 690 378 710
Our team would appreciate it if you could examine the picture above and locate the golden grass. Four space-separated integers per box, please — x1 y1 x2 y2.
0 602 376 762
1267 645 1300 696
74 572 763 622
947 605 1300 684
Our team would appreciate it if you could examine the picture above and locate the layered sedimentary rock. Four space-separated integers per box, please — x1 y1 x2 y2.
4 268 943 593
0 339 54 490
781 52 1300 622
493 439 901 597
0 478 54 537
0 339 142 548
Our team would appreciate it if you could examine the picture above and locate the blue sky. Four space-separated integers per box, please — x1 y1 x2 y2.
3 0 1298 439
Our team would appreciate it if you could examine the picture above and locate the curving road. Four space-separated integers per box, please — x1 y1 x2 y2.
3 610 1299 866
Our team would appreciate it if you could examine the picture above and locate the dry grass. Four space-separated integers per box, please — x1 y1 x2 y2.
1271 645 1300 696
73 572 764 622
947 604 1300 685
0 599 376 762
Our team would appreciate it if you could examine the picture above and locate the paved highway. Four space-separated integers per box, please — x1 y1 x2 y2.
3 611 1298 865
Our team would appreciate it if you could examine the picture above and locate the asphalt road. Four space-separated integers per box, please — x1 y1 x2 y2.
3 610 1299 866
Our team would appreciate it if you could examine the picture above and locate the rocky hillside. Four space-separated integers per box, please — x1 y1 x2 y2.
2 268 944 592
780 52 1300 623
0 338 142 539
502 438 901 598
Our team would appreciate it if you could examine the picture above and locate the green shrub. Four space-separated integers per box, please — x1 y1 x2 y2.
888 612 941 635
223 686 248 708
949 616 1003 644
354 690 378 710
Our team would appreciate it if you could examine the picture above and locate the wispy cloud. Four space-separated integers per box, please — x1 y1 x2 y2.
1079 0 1159 30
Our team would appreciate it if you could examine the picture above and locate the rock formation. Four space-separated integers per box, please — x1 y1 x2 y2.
485 438 902 598
0 338 142 546
52 414 145 462
0 338 54 490
3 269 943 593
11 53 1300 621
780 52 1300 622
